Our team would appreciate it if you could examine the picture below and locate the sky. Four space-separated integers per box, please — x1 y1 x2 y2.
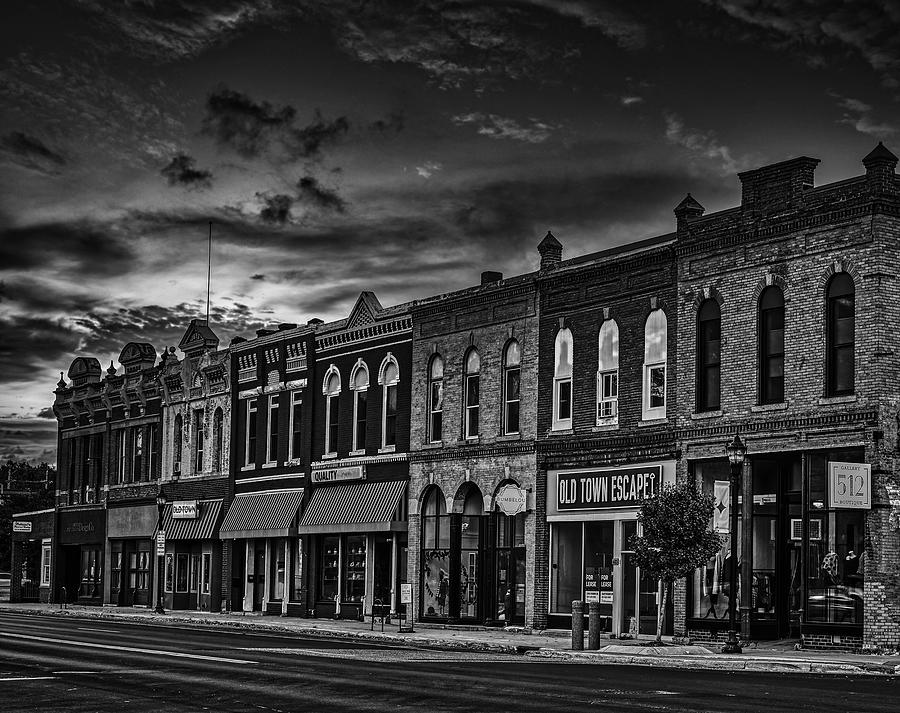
2 0 899 465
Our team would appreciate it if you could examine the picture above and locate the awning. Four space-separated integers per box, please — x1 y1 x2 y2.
220 490 304 539
297 480 407 534
161 499 223 541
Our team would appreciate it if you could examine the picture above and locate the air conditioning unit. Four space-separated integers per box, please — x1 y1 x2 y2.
173 461 181 474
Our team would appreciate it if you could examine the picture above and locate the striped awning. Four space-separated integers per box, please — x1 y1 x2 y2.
297 480 407 534
220 490 304 539
161 499 223 541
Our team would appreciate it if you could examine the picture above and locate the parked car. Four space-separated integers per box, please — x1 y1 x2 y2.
0 571 11 601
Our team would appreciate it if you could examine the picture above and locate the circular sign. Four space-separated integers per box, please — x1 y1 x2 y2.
495 484 527 516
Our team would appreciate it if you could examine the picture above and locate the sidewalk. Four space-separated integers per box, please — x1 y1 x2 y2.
2 602 898 676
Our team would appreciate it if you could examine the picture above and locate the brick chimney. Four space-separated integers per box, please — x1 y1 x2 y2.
862 142 898 196
537 231 562 270
738 156 819 219
674 193 704 234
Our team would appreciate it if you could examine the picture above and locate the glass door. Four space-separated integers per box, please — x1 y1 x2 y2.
620 521 637 636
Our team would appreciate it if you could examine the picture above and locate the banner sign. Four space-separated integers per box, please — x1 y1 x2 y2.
172 500 198 519
828 462 871 509
557 465 663 511
311 464 365 484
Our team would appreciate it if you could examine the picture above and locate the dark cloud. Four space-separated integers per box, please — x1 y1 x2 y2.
0 131 66 175
0 314 85 385
250 273 266 281
202 87 349 160
296 176 346 213
161 153 213 188
368 111 405 133
257 193 294 224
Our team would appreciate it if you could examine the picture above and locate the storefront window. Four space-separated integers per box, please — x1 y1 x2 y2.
164 553 174 592
111 549 123 591
550 522 582 613
344 535 366 603
176 553 189 593
201 552 211 595
459 488 482 619
421 486 450 618
292 538 303 601
320 535 339 601
272 540 286 600
79 547 102 598
190 554 200 593
41 545 51 586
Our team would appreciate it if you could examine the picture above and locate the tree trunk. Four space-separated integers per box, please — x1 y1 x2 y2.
655 579 668 644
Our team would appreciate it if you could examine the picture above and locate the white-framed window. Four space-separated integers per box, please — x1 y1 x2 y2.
116 429 127 483
464 349 481 439
244 398 257 467
428 354 444 443
289 391 303 461
502 340 521 435
552 328 573 430
597 319 619 423
350 359 369 452
41 543 51 586
131 427 143 482
194 409 204 473
379 354 400 448
323 365 341 455
642 309 667 420
266 395 279 465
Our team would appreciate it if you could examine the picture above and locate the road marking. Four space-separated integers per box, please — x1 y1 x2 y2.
77 628 119 634
53 671 103 675
0 632 258 665
0 676 58 682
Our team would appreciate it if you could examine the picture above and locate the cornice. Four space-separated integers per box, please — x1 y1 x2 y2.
316 317 412 351
675 408 879 442
409 441 536 463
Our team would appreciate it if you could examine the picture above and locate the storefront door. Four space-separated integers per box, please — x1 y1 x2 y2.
493 512 526 625
253 546 265 611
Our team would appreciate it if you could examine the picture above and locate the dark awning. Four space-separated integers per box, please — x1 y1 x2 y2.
220 490 304 539
161 499 223 541
297 480 407 534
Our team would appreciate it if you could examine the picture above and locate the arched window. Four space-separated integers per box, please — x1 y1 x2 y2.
597 320 619 423
553 328 573 430
427 355 444 443
421 486 450 618
173 414 183 475
350 360 369 452
323 367 341 454
758 287 785 404
696 300 721 412
379 355 400 448
464 349 480 439
642 309 667 420
212 408 223 472
826 273 855 396
460 485 483 615
502 340 521 435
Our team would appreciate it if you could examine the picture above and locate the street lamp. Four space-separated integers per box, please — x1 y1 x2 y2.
154 492 167 614
722 434 746 654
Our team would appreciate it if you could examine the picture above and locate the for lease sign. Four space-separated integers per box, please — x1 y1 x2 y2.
557 466 662 510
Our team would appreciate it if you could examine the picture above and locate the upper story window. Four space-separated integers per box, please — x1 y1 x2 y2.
696 300 721 412
597 320 619 423
194 409 204 473
132 428 143 482
147 424 157 479
642 309 667 420
116 429 127 483
503 340 521 435
212 408 223 473
552 328 573 430
266 395 279 465
173 414 183 475
758 287 785 404
350 360 369 452
244 398 258 467
427 354 444 443
323 366 341 455
826 273 855 396
464 348 481 439
289 391 303 461
379 355 399 448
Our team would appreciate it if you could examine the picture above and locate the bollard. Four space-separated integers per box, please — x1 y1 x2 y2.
588 601 602 649
571 600 585 650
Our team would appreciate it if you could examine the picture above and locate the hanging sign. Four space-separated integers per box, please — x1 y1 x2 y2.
495 484 527 516
828 462 871 509
557 465 663 510
172 500 198 519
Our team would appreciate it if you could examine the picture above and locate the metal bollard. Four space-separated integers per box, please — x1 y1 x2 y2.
571 600 584 650
588 601 602 649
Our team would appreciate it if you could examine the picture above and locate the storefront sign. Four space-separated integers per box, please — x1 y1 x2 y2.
59 509 105 545
495 484 527 516
829 462 871 509
12 520 32 533
311 464 365 484
556 465 663 511
400 583 412 604
172 500 198 519
156 531 166 555
599 568 613 604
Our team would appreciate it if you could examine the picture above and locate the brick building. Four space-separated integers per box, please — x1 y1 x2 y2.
408 269 539 626
534 232 679 634
674 145 900 651
157 319 232 612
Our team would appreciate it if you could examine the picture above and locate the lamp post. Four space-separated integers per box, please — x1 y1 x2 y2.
154 492 166 614
722 434 746 654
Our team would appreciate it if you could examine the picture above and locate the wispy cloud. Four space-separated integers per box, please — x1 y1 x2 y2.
830 93 897 140
452 113 558 143
663 112 747 175
0 131 66 175
415 161 443 179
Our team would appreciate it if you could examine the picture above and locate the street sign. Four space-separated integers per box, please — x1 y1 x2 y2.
156 531 166 555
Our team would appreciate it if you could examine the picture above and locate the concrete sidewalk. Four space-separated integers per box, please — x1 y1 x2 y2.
2 602 898 676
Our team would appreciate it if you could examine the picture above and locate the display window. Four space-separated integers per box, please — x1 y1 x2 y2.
164 553 174 593
201 552 211 595
343 535 366 603
421 486 451 618
176 553 189 593
319 535 339 601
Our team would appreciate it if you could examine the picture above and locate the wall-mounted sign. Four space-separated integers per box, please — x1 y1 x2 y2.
156 531 166 555
172 500 198 519
599 567 614 604
12 521 32 533
495 484 527 516
828 462 871 509
557 465 663 511
311 464 365 484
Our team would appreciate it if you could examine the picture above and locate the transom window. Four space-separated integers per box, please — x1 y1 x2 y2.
503 340 521 435
464 349 480 439
696 300 721 412
428 355 444 443
597 320 619 423
553 328 573 430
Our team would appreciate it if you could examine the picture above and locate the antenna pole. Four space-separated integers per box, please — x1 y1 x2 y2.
206 221 212 324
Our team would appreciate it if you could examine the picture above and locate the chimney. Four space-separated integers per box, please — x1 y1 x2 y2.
307 318 324 327
255 328 275 338
537 231 563 270
674 193 704 233
862 142 898 196
480 270 503 285
230 336 247 345
277 322 298 331
738 156 819 219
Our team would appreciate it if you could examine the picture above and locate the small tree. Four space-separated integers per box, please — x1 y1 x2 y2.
630 481 722 643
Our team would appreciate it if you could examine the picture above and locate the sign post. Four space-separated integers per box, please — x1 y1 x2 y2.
156 530 166 556
399 583 414 633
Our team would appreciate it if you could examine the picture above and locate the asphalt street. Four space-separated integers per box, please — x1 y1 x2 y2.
0 612 896 712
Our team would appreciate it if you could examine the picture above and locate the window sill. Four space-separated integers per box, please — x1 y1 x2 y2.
549 427 574 436
420 441 443 450
638 417 668 427
262 462 278 469
349 449 366 457
496 433 521 441
818 394 857 406
460 436 480 444
286 458 303 466
592 423 619 432
691 409 723 420
378 445 396 454
751 402 788 412
321 452 338 460
240 464 255 471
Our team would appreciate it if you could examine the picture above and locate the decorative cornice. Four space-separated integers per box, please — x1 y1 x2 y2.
311 452 410 469
675 408 879 442
409 441 536 463
316 317 412 351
